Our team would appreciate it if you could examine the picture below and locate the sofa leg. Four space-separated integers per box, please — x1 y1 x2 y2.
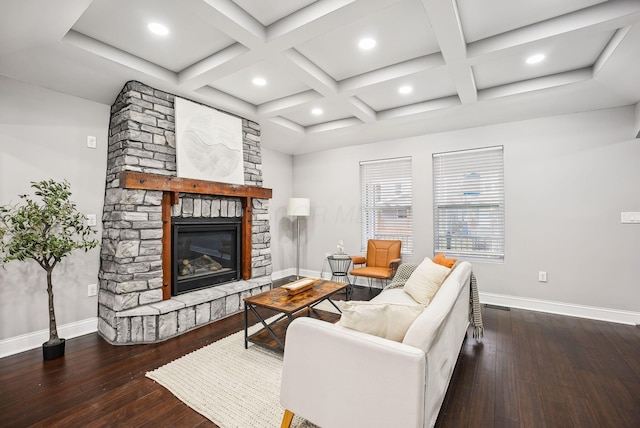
281 409 294 428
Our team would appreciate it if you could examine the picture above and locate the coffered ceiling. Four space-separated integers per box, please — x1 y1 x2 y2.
1 0 639 154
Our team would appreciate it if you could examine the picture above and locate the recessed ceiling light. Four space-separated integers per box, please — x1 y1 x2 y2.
252 77 267 86
148 22 169 36
398 85 413 95
526 54 545 64
311 108 323 116
358 38 376 50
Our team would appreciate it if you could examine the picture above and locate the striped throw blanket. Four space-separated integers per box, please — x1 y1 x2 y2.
469 271 484 339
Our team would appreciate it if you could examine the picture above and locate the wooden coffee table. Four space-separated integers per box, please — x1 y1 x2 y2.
243 279 348 352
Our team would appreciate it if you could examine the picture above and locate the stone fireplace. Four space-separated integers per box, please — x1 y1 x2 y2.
97 81 272 345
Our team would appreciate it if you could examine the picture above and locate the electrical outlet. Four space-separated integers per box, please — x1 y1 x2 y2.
538 271 547 282
88 283 98 297
86 213 97 226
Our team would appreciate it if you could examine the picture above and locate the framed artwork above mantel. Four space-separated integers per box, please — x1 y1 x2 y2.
175 97 244 185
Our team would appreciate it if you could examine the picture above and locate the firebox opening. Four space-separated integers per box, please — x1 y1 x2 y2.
171 217 242 295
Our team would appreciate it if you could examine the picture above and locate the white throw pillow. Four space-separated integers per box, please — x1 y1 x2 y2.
337 301 424 342
403 257 450 305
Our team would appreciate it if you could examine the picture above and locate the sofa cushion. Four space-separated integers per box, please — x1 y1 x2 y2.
433 253 457 268
337 301 424 342
371 288 420 305
403 257 450 305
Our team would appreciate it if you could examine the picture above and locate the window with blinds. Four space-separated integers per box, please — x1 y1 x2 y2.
433 146 504 261
360 157 413 254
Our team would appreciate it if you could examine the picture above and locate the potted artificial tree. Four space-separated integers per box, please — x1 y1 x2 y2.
0 179 98 360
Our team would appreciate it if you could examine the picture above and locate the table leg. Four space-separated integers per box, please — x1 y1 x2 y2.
247 304 286 350
244 304 249 349
327 298 342 313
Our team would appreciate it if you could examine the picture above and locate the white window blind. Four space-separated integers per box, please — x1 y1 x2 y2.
360 157 413 254
433 146 504 261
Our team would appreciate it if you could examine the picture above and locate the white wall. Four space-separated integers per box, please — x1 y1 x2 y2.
261 147 294 276
0 76 109 342
294 106 640 317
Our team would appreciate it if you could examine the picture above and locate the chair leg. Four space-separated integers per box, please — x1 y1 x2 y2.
281 409 294 428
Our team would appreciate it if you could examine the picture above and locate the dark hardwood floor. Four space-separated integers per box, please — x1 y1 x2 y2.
436 306 640 428
1 282 639 427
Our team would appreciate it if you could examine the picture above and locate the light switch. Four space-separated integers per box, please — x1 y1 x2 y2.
88 283 97 297
87 136 97 149
86 214 97 226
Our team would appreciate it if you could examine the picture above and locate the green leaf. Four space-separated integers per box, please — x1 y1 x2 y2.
0 179 99 268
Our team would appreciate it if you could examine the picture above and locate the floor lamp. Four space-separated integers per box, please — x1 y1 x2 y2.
287 198 310 279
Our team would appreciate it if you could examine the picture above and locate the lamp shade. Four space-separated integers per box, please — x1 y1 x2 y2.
287 198 310 216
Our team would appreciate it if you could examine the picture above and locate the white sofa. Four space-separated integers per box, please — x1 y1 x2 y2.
280 261 473 428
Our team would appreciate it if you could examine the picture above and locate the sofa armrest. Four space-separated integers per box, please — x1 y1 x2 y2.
280 317 426 428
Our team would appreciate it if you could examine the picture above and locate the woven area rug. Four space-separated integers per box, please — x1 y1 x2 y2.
146 316 324 428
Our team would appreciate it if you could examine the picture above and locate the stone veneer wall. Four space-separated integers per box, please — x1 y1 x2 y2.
98 81 272 344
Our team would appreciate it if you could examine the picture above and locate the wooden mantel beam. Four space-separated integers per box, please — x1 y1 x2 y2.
119 171 272 199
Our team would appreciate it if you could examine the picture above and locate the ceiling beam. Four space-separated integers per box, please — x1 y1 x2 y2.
268 117 305 134
306 117 362 134
267 0 357 42
193 85 256 118
257 90 322 117
468 0 640 59
279 49 338 95
478 68 592 101
345 97 377 123
195 0 266 48
593 26 631 77
339 54 445 93
178 43 249 85
419 0 477 104
266 0 403 47
377 96 460 120
63 30 177 83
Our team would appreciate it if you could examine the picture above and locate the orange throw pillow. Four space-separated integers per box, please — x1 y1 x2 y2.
433 253 457 268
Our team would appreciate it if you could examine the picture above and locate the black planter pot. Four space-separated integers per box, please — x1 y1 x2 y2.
42 338 65 361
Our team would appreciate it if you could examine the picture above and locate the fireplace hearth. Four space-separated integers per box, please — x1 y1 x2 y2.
172 218 241 295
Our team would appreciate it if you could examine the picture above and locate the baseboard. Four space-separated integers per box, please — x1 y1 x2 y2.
480 292 640 326
0 317 98 359
271 268 297 281
272 268 330 281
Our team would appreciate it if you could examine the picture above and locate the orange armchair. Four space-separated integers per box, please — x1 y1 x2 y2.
350 240 402 288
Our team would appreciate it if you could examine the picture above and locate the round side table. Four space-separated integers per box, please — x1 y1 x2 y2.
327 255 353 300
